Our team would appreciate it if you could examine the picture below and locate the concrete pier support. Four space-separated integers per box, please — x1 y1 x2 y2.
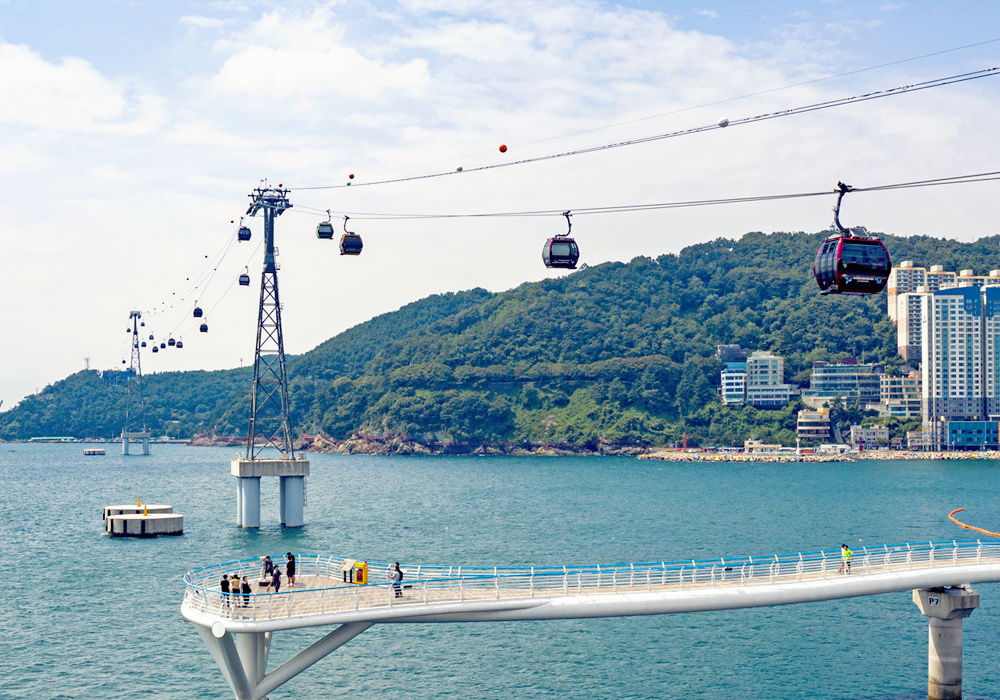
121 431 151 455
913 586 980 700
231 459 309 528
280 476 304 527
234 631 271 687
237 477 261 528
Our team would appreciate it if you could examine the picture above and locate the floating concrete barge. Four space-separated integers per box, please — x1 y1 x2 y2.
103 504 183 537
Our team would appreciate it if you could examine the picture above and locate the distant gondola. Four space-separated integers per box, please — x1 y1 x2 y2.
239 271 250 286
148 334 154 341
193 306 203 318
168 338 176 347
152 346 159 353
340 216 363 255
176 340 184 349
141 341 147 347
238 226 251 242
200 323 208 333
317 221 335 240
814 182 891 295
160 342 166 349
542 211 580 269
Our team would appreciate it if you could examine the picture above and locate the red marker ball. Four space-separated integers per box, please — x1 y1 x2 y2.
499 144 507 153
349 174 354 179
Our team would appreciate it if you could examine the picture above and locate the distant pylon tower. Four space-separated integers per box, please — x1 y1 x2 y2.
122 310 150 455
233 184 309 528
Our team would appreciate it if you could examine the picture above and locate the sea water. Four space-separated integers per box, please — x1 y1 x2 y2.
3 443 1000 699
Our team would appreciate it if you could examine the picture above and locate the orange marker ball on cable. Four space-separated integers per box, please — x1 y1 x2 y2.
499 144 507 153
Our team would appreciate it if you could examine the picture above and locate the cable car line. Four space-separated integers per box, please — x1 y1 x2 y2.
292 169 1000 222
287 39 1000 188
289 66 1000 192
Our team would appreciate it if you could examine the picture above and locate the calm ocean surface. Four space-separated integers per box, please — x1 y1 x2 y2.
3 444 1000 699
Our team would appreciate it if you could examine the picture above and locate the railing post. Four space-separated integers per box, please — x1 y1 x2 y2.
929 541 935 565
953 540 959 564
286 592 291 617
680 566 685 590
821 552 827 578
495 577 499 601
530 572 535 597
597 565 602 589
425 580 430 604
797 553 803 581
564 566 568 594
354 586 359 610
977 539 982 563
647 569 652 591
711 566 716 587
613 570 617 593
630 564 635 588
321 590 325 614
460 578 465 602
661 562 666 586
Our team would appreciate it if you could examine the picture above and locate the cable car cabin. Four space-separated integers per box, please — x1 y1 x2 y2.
238 226 252 242
168 338 176 347
176 340 183 349
148 334 154 340
140 321 145 327
316 222 335 240
141 341 146 348
340 233 363 256
239 273 250 286
160 342 166 349
542 237 580 269
152 346 159 353
193 307 203 318
200 323 208 333
813 233 891 295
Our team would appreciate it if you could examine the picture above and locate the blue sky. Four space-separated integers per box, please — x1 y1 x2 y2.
1 1 999 413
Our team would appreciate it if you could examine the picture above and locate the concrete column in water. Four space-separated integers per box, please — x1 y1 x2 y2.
913 586 980 700
122 436 129 455
238 477 261 528
231 459 309 527
280 475 305 527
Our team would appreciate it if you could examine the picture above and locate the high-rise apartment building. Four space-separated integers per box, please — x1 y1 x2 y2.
880 371 922 419
887 261 927 321
922 286 984 422
896 292 927 362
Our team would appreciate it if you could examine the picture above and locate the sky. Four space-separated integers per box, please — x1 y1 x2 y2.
1 0 999 412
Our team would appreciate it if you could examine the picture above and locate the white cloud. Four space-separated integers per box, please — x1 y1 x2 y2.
696 9 718 19
181 15 233 29
208 8 430 102
0 42 166 134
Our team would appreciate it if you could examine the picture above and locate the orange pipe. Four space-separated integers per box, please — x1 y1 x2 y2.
948 507 1000 539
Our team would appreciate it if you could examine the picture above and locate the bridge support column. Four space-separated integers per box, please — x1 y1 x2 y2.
913 586 980 700
237 477 261 528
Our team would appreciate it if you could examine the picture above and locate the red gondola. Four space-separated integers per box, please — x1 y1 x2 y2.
814 182 891 295
340 216 363 255
542 211 580 269
238 217 251 242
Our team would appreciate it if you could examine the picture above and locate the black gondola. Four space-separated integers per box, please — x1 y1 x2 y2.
814 183 891 296
542 211 580 269
239 267 250 286
238 226 251 242
168 338 176 347
193 306 203 318
200 323 208 333
140 321 145 327
148 334 154 340
176 340 184 349
340 216 363 255
152 346 159 353
141 341 146 347
160 342 166 349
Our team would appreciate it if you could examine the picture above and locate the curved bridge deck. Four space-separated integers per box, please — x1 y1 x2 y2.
183 539 1000 632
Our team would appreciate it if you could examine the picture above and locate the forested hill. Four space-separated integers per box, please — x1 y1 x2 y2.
5 230 1000 446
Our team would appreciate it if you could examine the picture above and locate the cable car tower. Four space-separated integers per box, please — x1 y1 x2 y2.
122 310 150 455
231 184 309 528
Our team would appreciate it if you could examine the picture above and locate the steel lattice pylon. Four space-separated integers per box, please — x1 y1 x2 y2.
245 186 294 459
123 310 147 436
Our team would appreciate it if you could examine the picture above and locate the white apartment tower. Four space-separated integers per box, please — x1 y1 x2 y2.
897 291 927 362
922 286 985 422
887 261 926 322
